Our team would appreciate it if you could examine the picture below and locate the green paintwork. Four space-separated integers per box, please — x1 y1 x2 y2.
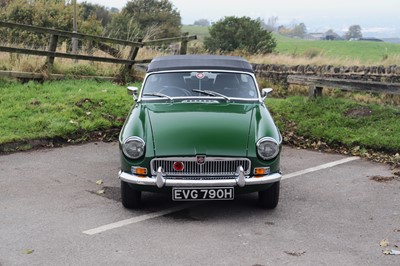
147 102 254 157
119 100 281 175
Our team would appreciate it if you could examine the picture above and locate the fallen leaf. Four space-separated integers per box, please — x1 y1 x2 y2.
284 251 306 257
95 179 103 185
24 249 34 254
383 249 400 255
96 189 105 194
86 112 91 116
380 239 389 247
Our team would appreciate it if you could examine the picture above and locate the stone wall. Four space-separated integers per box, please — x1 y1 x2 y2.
252 64 400 87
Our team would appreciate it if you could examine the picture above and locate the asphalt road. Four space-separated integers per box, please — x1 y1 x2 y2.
0 142 399 265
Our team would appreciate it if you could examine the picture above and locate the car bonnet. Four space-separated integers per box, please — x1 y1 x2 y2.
145 102 256 157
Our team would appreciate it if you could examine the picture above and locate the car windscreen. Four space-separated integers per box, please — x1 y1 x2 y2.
141 72 258 99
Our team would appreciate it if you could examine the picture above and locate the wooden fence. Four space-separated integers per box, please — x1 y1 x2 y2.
287 75 400 97
0 21 196 81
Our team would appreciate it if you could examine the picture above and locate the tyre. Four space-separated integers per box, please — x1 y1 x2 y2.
121 180 141 209
258 181 280 209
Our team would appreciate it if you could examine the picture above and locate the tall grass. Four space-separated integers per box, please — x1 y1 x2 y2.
0 42 168 77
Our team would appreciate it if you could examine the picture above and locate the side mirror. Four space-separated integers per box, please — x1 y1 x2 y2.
127 86 139 101
261 88 273 100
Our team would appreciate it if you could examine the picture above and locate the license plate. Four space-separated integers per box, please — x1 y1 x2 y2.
172 187 234 201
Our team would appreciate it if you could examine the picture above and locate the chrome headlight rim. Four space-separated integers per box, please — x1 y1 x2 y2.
256 137 280 160
122 136 145 160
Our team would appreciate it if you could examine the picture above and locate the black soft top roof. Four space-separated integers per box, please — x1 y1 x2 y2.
147 55 254 73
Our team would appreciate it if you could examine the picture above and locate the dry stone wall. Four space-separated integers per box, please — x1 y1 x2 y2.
252 64 400 87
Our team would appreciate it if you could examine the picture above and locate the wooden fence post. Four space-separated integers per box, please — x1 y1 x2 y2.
309 85 323 98
124 38 143 72
46 34 58 70
179 32 189 55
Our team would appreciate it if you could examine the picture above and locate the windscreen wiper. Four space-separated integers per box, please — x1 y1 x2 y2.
192 89 230 101
142 93 173 101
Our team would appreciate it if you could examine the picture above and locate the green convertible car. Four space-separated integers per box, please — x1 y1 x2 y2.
118 55 282 209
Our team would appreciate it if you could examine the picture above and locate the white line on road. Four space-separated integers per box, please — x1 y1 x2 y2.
282 156 360 180
83 156 360 235
83 202 200 235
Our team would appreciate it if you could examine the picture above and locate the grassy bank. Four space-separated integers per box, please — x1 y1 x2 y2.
267 97 400 153
0 79 135 145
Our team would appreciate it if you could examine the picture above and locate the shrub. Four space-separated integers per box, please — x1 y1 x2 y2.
204 16 276 54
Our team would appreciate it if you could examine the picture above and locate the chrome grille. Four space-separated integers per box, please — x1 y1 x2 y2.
151 157 251 178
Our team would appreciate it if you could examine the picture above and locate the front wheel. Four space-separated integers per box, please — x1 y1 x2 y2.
121 180 141 209
258 181 280 209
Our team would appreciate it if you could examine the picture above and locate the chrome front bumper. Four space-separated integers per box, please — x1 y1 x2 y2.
119 166 281 188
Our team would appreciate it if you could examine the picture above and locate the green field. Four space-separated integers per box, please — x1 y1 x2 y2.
274 34 400 63
181 25 210 41
182 25 400 64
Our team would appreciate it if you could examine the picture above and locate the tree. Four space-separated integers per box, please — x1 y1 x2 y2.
193 19 210 27
277 22 306 38
344 25 362 40
204 16 276 54
81 2 112 27
265 16 278 32
106 14 141 41
292 23 307 38
0 0 75 46
121 0 181 39
325 29 341 40
0 0 12 8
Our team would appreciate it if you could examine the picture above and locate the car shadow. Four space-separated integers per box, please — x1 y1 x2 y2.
91 186 279 220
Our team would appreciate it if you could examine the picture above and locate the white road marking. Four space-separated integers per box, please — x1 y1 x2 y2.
83 202 200 235
83 156 360 235
282 156 360 180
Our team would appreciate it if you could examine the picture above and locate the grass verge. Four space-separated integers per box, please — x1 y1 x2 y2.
267 96 400 166
0 78 136 148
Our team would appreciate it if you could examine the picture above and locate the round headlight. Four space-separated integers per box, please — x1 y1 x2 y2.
257 137 279 160
122 137 145 159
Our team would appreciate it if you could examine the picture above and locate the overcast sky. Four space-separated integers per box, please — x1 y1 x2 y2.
85 0 399 36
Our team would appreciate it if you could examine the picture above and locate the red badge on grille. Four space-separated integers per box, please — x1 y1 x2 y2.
173 161 184 171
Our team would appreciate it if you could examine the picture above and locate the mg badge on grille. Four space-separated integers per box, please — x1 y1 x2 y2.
196 155 206 165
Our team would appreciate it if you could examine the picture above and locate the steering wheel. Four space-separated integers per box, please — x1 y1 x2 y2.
159 86 192 97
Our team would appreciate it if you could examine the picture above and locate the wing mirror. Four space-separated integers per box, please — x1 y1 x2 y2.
127 86 139 101
261 88 273 100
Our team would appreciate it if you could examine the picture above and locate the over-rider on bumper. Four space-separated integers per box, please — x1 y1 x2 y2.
119 166 282 188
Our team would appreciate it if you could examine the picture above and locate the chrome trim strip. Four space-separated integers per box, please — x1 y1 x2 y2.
140 96 259 102
119 171 281 187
